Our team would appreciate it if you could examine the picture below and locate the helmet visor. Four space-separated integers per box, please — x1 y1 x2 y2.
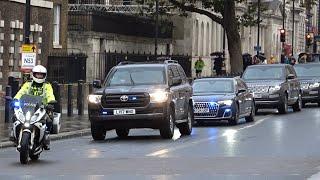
33 72 46 79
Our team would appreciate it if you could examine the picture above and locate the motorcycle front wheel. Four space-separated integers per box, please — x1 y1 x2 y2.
20 132 30 164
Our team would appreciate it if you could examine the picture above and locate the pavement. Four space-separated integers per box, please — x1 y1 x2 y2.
0 108 90 148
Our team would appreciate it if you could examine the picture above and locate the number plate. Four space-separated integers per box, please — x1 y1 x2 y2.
113 109 136 115
254 94 262 98
194 108 210 113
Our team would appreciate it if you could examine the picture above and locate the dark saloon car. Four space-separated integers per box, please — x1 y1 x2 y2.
294 63 320 107
242 64 302 114
192 78 255 125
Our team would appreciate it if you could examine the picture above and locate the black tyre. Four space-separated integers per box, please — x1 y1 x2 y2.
160 108 175 139
292 94 302 112
91 122 106 141
20 132 30 164
178 106 193 136
255 107 259 114
116 129 130 138
245 102 255 122
302 102 307 108
29 153 40 161
318 102 320 107
229 105 239 126
278 95 288 114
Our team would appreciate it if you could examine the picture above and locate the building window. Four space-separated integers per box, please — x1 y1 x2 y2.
53 5 61 46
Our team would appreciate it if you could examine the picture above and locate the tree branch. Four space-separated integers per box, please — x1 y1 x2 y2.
168 0 223 26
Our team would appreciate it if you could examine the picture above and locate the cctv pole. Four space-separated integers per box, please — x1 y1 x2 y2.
154 0 159 59
257 0 261 56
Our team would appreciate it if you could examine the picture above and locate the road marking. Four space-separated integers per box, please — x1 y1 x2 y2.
146 115 272 157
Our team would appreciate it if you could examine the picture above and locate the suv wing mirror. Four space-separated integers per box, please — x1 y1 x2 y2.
171 77 182 86
93 80 102 88
287 74 295 80
237 88 247 95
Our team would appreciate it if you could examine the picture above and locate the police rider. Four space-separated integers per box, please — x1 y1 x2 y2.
13 65 56 150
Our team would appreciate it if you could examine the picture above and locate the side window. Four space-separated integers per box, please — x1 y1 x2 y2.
285 67 291 77
177 65 187 83
236 79 246 90
170 65 180 78
289 66 297 77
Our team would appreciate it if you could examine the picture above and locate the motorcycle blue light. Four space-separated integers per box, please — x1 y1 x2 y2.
13 101 20 108
225 109 231 113
209 102 215 106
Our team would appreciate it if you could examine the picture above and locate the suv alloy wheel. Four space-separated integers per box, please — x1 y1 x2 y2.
278 95 288 114
229 105 239 125
178 105 193 135
160 107 175 139
292 93 302 112
91 122 106 141
245 102 255 122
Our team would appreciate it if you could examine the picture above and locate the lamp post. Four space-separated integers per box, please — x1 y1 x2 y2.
24 0 31 44
292 0 294 56
154 0 159 59
257 0 261 56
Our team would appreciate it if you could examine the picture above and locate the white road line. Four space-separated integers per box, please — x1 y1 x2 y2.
146 115 272 157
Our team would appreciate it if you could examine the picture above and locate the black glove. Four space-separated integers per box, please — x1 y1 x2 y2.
46 104 54 111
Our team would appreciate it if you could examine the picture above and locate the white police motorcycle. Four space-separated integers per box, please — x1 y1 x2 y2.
11 95 60 164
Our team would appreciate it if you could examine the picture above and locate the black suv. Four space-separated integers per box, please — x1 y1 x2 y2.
242 64 302 114
88 60 193 140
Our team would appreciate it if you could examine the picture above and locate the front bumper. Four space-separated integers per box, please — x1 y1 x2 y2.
194 105 233 121
301 89 320 103
89 102 168 130
254 93 281 108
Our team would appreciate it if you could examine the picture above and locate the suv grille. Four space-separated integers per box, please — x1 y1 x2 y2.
194 102 219 117
248 86 269 93
101 93 150 108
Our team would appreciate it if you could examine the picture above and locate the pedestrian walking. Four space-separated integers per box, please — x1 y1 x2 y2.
214 55 223 76
195 57 205 78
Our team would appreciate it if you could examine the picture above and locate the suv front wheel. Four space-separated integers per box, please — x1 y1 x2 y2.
278 95 288 114
91 122 106 141
292 94 302 112
160 107 175 139
177 106 193 135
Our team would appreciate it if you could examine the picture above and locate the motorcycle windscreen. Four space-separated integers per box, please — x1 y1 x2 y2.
19 95 43 115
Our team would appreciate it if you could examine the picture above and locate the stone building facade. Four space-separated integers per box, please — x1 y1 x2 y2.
0 0 67 91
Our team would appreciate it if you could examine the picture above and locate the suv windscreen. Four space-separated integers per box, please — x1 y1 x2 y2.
106 67 166 86
243 67 285 80
294 65 320 77
193 80 234 93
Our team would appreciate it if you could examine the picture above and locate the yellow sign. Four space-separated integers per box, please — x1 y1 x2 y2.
22 44 36 53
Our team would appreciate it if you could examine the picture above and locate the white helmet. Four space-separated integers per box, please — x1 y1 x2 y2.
31 65 47 83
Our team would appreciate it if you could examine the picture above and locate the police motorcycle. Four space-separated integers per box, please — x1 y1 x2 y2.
10 94 60 164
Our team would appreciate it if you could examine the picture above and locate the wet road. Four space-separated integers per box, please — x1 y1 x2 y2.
1 106 320 179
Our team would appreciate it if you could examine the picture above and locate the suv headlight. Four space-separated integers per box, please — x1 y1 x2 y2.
218 100 233 106
310 82 320 88
88 95 102 104
269 85 281 92
150 90 168 103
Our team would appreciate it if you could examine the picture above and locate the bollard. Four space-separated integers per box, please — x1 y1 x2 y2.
89 83 93 94
67 84 73 117
52 81 62 113
77 80 84 115
5 86 12 123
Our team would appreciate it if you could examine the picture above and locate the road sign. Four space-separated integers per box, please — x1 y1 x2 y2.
22 44 36 53
254 46 261 51
21 44 37 71
21 53 36 69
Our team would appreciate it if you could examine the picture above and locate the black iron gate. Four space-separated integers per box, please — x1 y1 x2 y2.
92 51 191 81
47 53 87 83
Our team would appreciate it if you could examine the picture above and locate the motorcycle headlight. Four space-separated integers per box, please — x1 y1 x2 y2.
218 100 233 106
310 83 320 88
150 90 168 103
24 122 30 128
88 95 102 104
12 101 20 109
269 85 281 92
25 111 31 121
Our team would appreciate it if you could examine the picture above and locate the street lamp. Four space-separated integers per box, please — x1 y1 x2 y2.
24 0 31 44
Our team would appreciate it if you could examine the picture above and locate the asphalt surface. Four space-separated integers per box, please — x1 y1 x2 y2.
1 106 320 179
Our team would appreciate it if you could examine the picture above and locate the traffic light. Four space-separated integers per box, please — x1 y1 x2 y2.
306 34 312 46
280 29 286 42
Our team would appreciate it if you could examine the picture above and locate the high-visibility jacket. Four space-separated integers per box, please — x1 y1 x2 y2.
195 60 205 71
14 81 56 105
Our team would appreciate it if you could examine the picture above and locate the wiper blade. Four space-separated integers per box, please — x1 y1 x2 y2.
129 74 135 85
